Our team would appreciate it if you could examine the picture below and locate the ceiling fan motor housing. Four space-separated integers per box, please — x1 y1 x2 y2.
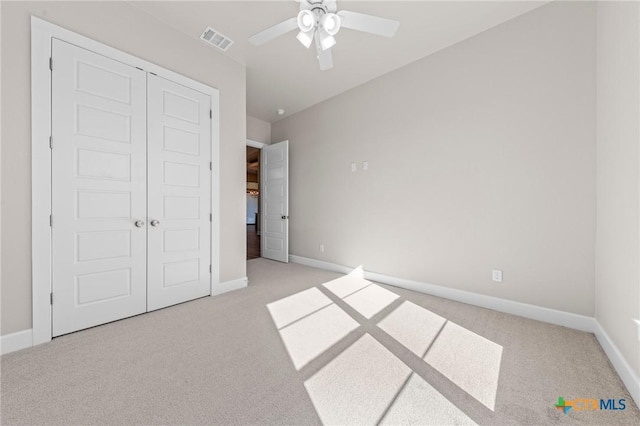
300 0 337 15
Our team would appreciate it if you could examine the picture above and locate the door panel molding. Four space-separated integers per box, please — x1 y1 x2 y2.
31 17 220 345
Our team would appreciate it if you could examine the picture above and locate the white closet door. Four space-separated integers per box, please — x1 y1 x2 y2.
51 39 148 336
147 74 211 311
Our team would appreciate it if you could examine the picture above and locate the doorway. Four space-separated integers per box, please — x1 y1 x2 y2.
247 146 261 259
245 139 289 263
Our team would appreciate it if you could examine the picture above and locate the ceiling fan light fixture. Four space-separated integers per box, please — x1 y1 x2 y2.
319 30 336 51
297 10 315 33
296 30 314 49
321 13 341 36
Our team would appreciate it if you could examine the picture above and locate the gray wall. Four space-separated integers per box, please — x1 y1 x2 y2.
0 1 247 335
596 2 640 379
272 1 597 316
247 115 271 144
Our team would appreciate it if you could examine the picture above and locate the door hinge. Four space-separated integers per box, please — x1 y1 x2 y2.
210 110 212 119
135 66 144 71
209 213 212 222
50 292 53 305
209 265 212 273
49 136 53 149
49 57 52 71
209 162 212 171
49 215 52 227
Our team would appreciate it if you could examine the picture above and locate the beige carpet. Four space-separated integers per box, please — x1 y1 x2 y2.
1 258 638 425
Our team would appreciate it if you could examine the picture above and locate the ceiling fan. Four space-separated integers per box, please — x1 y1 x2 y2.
248 0 400 71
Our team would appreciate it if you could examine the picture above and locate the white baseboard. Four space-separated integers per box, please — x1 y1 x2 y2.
594 321 640 409
212 276 248 296
367 270 596 332
290 255 594 331
290 255 355 275
0 329 33 355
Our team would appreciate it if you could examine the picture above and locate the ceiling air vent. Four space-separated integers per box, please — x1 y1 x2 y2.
200 26 234 52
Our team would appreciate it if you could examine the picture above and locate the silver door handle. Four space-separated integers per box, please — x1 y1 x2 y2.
134 220 145 228
150 219 160 227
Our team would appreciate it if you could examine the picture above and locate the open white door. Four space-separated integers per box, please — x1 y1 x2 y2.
261 140 289 262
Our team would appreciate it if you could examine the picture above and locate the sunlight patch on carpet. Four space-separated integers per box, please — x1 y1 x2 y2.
268 269 502 422
304 334 410 425
267 287 332 329
342 284 400 319
380 373 477 425
322 271 371 299
424 321 503 411
278 304 359 370
377 301 447 357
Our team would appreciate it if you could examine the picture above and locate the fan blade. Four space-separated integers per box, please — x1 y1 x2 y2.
316 39 333 70
249 17 298 46
337 10 400 38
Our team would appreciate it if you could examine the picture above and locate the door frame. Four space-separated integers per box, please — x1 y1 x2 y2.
31 17 220 346
247 139 266 150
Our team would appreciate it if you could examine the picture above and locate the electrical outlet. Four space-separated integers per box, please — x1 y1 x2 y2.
351 163 357 172
319 244 325 253
492 270 503 282
363 161 369 170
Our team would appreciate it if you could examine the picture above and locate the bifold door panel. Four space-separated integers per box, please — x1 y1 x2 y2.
51 39 148 337
51 39 211 336
147 75 211 311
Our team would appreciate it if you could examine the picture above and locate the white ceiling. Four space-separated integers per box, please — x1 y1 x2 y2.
130 1 548 123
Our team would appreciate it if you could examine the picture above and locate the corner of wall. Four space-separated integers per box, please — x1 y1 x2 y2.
246 115 271 144
594 0 640 389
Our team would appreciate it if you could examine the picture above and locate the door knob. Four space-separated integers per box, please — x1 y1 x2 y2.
150 219 160 227
281 215 289 220
134 220 145 228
